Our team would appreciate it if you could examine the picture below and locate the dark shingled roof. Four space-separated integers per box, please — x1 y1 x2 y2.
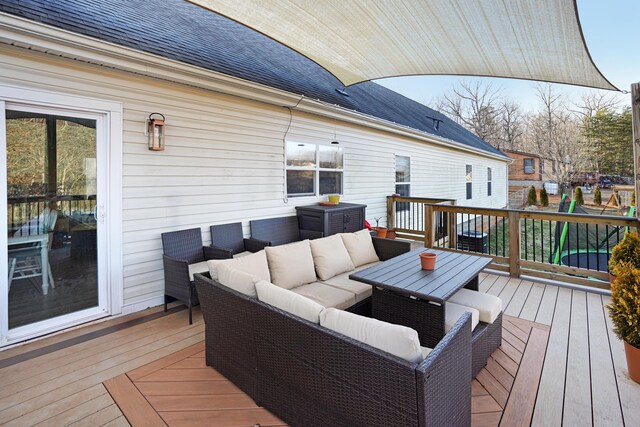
0 0 506 158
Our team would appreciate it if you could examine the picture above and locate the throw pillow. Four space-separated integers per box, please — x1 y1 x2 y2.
340 229 379 267
265 240 316 289
320 308 423 363
255 280 325 323
217 263 259 298
309 234 355 280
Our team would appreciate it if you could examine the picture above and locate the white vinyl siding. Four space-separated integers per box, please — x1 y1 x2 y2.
0 45 509 311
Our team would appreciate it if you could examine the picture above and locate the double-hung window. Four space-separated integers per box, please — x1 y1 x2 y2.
466 165 473 200
286 141 343 197
487 167 492 196
523 158 535 174
395 155 411 212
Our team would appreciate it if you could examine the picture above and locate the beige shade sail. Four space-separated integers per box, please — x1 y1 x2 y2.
188 0 617 90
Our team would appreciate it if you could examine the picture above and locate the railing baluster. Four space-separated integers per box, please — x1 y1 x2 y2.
596 224 600 272
524 218 528 260
585 223 590 271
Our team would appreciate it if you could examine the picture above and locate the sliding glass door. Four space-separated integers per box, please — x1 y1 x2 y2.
2 102 109 344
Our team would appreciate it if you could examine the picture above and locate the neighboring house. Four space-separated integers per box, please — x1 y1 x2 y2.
0 0 509 345
504 150 543 189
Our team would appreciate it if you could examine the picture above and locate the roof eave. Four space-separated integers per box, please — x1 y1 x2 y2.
0 12 509 162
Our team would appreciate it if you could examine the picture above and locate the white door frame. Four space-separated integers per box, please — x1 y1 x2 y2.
0 84 123 347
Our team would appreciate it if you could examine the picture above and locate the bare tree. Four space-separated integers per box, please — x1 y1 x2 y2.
573 92 621 119
436 81 502 147
522 84 594 193
497 101 524 150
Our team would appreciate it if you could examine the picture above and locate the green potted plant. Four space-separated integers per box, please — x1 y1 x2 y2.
606 262 640 383
609 231 640 283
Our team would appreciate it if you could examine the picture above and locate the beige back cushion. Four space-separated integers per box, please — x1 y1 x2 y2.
340 229 379 267
255 280 325 324
319 308 423 363
265 240 317 289
217 263 259 298
309 234 355 280
207 250 271 282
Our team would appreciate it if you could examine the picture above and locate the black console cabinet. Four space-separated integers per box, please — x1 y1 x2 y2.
296 203 367 237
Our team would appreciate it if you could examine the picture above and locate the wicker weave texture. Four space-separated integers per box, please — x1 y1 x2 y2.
161 228 205 264
250 216 301 246
210 222 245 255
371 236 412 261
418 313 472 427
195 273 258 400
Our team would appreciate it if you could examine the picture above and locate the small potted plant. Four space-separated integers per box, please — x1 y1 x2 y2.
420 251 437 270
606 262 640 383
373 217 387 238
609 231 640 284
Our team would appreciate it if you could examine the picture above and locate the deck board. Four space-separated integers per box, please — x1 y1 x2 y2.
563 291 592 426
518 282 545 321
531 287 572 426
586 293 624 426
105 314 549 427
2 273 639 426
602 295 640 426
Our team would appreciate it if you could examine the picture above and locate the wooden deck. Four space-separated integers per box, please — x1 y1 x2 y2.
103 314 548 427
0 273 638 426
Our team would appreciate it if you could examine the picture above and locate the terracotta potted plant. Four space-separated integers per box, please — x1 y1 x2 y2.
386 230 397 239
420 252 437 270
606 262 640 383
373 217 387 238
609 231 640 285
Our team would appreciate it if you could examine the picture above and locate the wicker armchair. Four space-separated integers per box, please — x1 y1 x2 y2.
161 227 229 324
249 215 323 246
210 222 270 257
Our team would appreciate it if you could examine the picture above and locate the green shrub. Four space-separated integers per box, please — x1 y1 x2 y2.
527 186 537 206
632 190 636 207
594 185 602 206
609 231 640 276
574 187 584 205
606 263 640 348
539 188 549 207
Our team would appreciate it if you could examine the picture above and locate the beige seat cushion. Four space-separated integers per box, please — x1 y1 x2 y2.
354 261 381 272
255 280 324 324
321 272 372 303
320 308 423 363
206 250 271 282
188 261 209 281
233 251 252 258
310 234 355 280
445 302 479 332
340 229 379 267
421 346 432 359
448 288 502 324
217 263 259 298
265 240 316 289
290 282 356 310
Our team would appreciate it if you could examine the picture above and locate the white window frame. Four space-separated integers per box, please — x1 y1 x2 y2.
487 167 492 196
0 84 123 347
285 141 344 197
395 155 411 196
466 164 473 200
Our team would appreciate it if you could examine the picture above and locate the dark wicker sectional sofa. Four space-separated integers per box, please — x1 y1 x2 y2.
195 272 472 426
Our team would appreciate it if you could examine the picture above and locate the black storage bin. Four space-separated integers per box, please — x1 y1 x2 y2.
457 230 488 253
296 203 366 237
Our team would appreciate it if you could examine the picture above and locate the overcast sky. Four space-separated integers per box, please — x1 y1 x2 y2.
377 0 639 112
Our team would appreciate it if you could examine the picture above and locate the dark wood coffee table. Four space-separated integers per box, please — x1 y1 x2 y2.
350 248 491 348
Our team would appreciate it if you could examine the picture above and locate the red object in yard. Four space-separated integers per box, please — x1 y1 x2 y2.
364 220 373 230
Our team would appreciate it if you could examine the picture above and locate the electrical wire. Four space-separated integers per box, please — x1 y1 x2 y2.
282 95 305 203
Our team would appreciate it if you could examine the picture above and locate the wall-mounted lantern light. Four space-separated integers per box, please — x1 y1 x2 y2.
145 113 166 151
